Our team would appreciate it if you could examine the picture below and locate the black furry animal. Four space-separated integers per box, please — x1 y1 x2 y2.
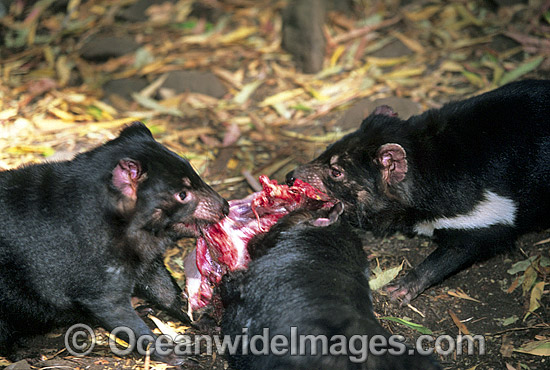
0 122 229 364
287 79 550 303
220 205 441 370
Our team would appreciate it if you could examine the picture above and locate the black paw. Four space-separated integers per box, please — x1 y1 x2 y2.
385 283 415 305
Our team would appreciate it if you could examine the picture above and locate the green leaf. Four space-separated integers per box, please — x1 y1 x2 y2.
291 104 313 112
507 256 537 275
501 315 519 326
523 281 545 321
499 56 544 86
369 261 403 291
461 70 484 88
41 147 56 157
147 125 164 135
514 339 550 356
379 317 433 335
86 105 104 121
173 21 198 30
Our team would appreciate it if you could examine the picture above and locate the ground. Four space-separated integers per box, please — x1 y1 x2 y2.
0 0 549 369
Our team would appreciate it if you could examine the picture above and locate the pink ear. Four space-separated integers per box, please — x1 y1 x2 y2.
373 105 398 117
376 143 407 185
112 159 143 199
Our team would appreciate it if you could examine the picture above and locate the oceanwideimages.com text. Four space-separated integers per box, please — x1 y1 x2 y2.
65 324 485 362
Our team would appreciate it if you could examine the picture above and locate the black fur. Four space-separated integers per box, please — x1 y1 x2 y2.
287 80 550 303
0 122 229 364
220 207 441 370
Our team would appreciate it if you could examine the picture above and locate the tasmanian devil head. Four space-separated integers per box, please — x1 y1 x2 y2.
247 202 345 259
286 106 412 234
92 122 229 239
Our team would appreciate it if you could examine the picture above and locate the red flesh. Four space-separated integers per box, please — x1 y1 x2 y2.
185 175 333 312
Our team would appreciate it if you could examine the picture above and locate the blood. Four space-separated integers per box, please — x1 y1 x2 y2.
185 175 333 312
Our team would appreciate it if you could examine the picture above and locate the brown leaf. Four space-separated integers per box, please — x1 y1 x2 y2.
448 309 471 335
222 123 241 147
524 281 546 320
500 334 514 357
448 287 481 303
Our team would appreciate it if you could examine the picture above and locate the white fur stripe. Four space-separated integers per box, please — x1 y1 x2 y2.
414 190 517 237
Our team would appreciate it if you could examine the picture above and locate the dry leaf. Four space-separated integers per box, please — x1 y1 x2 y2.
534 237 550 246
500 334 514 357
132 93 183 117
514 339 550 356
392 31 425 53
448 288 481 303
506 276 521 294
222 123 241 147
524 281 545 320
259 88 305 107
403 5 441 22
522 264 538 297
365 56 410 67
233 80 263 105
382 66 426 80
148 315 180 340
218 26 257 44
368 260 404 291
448 309 471 335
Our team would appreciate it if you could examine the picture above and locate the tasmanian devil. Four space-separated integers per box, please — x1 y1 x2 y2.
220 204 441 370
0 122 229 364
287 79 550 304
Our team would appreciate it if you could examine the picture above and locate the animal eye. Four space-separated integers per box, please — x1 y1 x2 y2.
330 166 343 179
175 191 187 202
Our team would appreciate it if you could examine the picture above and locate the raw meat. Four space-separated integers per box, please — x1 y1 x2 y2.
185 175 333 313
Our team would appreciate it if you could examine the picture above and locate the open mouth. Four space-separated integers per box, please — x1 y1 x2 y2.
173 222 201 237
174 212 230 238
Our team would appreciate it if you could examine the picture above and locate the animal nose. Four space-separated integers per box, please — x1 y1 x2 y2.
285 170 296 186
222 199 230 216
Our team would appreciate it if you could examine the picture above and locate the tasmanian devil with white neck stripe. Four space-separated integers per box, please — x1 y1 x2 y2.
286 79 550 304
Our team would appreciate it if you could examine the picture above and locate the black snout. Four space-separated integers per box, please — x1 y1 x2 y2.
222 198 230 216
285 170 296 186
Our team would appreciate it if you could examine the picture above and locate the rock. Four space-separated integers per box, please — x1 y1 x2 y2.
490 0 527 6
102 77 149 101
79 35 140 61
160 71 227 98
5 360 31 370
282 0 326 74
369 38 414 58
0 1 6 18
326 0 354 13
489 34 521 53
335 97 421 130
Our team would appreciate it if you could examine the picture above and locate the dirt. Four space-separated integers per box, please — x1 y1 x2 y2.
367 231 550 370
5 215 548 370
